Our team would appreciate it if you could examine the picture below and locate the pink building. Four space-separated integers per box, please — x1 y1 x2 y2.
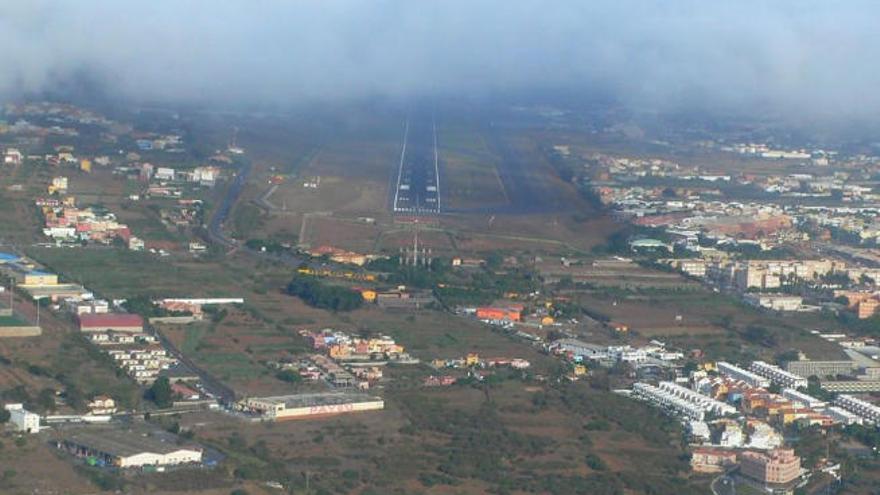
740 448 801 485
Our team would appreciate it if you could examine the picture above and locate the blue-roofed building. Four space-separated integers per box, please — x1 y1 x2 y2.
0 252 20 264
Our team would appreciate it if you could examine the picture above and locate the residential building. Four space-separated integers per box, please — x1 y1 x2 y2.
690 448 737 473
4 403 40 433
717 362 771 388
740 449 801 486
834 395 880 424
821 380 880 393
825 406 863 426
87 395 117 415
631 382 735 421
781 389 826 410
750 361 809 389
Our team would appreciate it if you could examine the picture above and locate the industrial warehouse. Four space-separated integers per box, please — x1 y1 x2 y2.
240 392 384 421
57 428 204 469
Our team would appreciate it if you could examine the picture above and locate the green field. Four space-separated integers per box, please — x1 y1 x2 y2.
25 247 245 298
0 314 28 326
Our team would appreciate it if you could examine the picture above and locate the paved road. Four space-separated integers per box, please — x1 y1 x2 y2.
206 159 253 248
149 320 237 404
204 158 316 269
711 474 736 495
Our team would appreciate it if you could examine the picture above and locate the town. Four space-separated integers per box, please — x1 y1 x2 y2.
4 7 880 493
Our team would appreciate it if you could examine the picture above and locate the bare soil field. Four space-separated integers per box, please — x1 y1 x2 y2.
299 215 383 252
271 174 388 218
0 438 97 495
376 227 455 254
443 211 619 254
573 290 846 360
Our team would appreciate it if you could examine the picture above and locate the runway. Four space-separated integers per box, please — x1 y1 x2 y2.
392 113 440 215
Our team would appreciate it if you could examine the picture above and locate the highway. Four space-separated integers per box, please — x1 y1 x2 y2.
392 113 441 215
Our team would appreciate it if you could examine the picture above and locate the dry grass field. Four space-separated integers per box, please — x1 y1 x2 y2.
438 125 508 210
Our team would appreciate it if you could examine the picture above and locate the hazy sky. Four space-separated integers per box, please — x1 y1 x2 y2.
2 1 879 118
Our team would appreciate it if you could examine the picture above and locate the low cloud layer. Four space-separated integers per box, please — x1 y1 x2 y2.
1 1 879 119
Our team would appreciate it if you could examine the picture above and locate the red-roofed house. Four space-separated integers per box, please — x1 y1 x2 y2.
171 382 201 401
78 313 144 333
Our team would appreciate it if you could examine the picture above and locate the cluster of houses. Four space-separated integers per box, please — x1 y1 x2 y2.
133 132 185 153
550 338 684 368
423 352 532 385
301 328 406 361
626 358 880 492
36 196 144 249
77 313 178 384
135 162 220 189
292 328 418 389
430 352 531 371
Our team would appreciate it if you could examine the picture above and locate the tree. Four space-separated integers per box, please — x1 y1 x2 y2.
147 377 173 408
0 408 9 423
286 276 363 311
276 370 301 383
36 387 56 413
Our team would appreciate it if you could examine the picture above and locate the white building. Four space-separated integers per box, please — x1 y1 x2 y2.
718 422 744 447
4 403 40 433
782 388 826 410
825 406 863 426
656 381 738 416
60 430 202 468
4 148 23 165
87 395 117 415
688 420 711 441
154 167 175 181
717 361 771 388
744 294 803 312
242 393 384 421
834 395 880 424
750 361 809 389
631 382 737 421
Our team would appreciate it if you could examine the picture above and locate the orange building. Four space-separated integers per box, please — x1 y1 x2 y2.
834 290 880 319
857 298 880 319
476 307 521 322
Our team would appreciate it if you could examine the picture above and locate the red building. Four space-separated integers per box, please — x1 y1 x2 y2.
78 313 144 333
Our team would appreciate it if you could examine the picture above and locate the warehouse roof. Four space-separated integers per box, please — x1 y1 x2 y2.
250 392 383 408
63 429 200 458
0 252 20 263
79 313 144 328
